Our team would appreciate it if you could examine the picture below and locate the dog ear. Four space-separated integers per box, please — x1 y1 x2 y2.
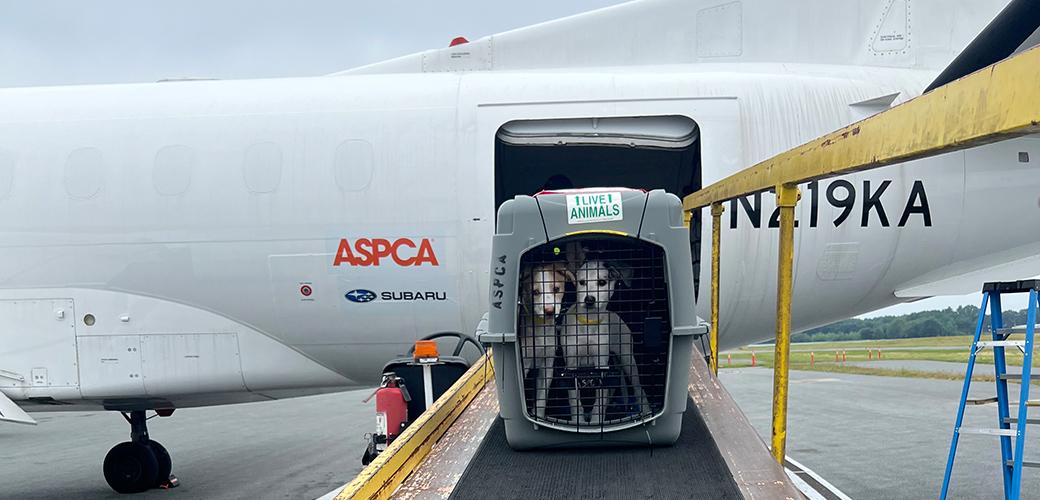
555 268 576 284
607 262 633 287
565 242 586 275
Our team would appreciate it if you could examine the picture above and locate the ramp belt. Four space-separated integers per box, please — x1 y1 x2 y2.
448 398 742 500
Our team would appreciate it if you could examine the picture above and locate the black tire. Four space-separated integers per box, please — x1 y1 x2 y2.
148 440 172 487
103 441 159 494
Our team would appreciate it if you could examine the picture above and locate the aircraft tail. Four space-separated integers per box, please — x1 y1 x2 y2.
336 0 1012 76
925 0 1040 92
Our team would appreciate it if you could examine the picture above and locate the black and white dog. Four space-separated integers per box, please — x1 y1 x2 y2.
560 258 648 425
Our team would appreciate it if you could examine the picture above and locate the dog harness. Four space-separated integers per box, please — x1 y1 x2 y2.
575 315 602 325
532 315 554 325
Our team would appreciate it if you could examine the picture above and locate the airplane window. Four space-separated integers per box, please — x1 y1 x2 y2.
0 148 14 200
332 140 374 192
64 147 106 200
153 145 195 196
242 142 283 194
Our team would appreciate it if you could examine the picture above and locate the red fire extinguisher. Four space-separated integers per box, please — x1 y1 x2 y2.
362 373 410 465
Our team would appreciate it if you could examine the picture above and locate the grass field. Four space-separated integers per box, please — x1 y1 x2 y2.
720 335 1040 382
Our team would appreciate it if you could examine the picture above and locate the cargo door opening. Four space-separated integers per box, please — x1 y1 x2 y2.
494 115 703 296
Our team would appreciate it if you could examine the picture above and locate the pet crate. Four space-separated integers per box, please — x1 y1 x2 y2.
481 188 705 449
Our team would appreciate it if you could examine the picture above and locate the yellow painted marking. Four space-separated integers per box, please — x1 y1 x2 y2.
334 353 494 500
683 44 1040 211
564 229 630 237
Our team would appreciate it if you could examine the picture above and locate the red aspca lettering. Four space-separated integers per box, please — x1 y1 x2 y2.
333 238 439 267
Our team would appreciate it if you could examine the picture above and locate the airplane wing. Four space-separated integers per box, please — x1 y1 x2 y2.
0 391 36 425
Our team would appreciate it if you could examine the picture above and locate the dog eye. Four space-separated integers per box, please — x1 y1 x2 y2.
597 279 607 286
553 287 560 293
532 290 540 296
578 280 586 286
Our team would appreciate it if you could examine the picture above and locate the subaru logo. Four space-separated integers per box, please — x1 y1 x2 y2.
344 289 377 303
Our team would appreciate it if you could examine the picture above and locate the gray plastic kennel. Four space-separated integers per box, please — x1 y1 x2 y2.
481 188 704 449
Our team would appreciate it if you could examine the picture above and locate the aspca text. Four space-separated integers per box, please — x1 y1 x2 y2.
333 238 439 267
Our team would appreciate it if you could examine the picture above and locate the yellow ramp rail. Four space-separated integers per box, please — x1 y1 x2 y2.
335 354 494 500
684 45 1040 464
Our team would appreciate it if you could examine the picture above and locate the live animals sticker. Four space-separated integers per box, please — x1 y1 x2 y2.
566 191 623 224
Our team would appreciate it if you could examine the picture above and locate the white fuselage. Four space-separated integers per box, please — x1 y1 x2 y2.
1 62 1037 409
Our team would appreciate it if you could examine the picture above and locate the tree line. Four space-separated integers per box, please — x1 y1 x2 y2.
793 305 1034 343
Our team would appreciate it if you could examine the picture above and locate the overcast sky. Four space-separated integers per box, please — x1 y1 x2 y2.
0 1 1023 317
0 0 624 87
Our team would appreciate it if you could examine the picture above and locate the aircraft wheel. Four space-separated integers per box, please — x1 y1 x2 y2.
103 441 159 494
148 440 173 487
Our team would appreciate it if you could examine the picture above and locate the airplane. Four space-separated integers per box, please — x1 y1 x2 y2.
2 0 1039 493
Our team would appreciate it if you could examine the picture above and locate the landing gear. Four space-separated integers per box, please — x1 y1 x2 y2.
103 441 158 493
103 410 179 493
149 440 173 488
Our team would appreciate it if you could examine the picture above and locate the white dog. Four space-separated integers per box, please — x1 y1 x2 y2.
519 262 573 420
560 259 648 425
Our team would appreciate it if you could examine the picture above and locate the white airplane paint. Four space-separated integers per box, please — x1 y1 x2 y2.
0 0 1038 491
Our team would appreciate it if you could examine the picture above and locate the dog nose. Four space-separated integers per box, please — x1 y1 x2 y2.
543 306 555 315
583 296 596 306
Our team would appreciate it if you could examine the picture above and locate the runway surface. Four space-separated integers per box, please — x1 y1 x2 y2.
0 389 374 500
4 369 1040 499
849 359 1027 375
720 367 1040 499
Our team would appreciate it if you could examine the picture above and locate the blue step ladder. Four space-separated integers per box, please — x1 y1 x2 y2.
941 280 1040 499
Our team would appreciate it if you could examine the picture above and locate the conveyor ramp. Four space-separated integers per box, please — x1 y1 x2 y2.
449 398 741 499
336 345 824 499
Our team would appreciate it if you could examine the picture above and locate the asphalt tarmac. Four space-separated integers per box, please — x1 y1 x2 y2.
5 369 1040 499
0 389 374 500
720 367 1040 499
